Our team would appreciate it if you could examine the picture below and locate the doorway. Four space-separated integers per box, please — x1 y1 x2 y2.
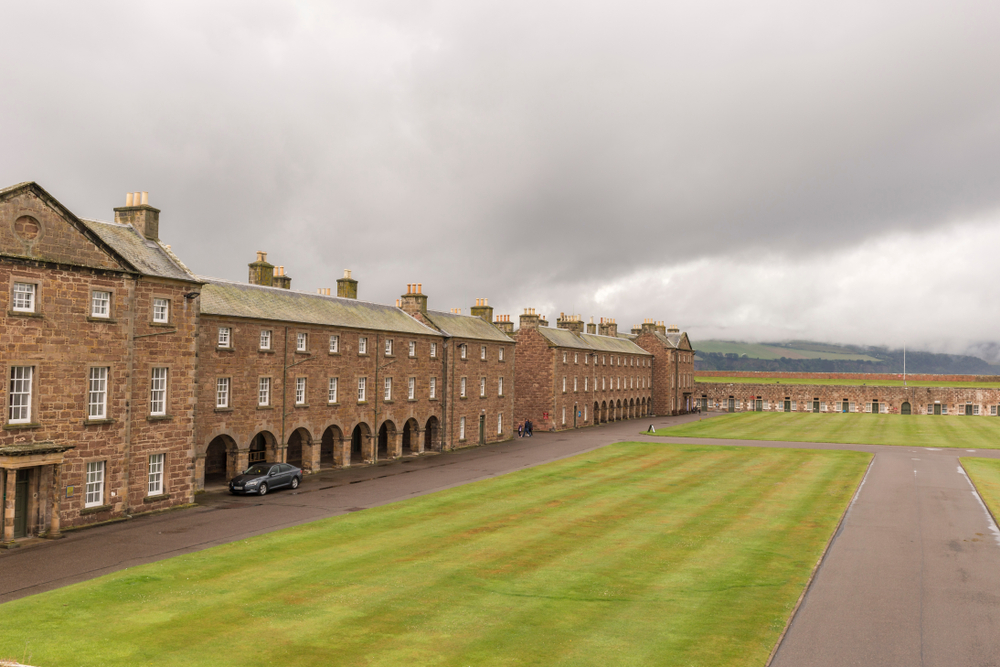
14 470 29 539
813 400 820 413
872 401 880 414
934 404 942 415
901 402 911 415
783 400 791 413
728 397 735 413
478 415 485 445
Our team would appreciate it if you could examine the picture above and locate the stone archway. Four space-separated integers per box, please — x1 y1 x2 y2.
378 420 398 459
249 431 277 464
402 418 421 454
350 423 371 465
286 427 314 470
424 416 440 452
901 402 911 415
203 434 238 489
601 401 608 423
321 425 344 467
594 402 600 425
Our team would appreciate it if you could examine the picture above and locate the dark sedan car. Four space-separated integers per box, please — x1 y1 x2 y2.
229 462 302 495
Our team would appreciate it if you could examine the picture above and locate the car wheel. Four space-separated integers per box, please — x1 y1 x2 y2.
258 483 268 496
291 476 299 489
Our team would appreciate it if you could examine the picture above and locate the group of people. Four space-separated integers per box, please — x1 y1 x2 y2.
518 420 534 438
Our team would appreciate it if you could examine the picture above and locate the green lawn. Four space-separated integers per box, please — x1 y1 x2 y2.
961 458 1000 523
696 376 1000 388
648 412 1000 449
0 443 869 667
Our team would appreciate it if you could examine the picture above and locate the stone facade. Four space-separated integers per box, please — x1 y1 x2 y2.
0 184 200 545
634 322 696 415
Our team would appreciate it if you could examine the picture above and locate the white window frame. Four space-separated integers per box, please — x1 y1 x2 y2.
148 453 164 496
359 336 368 354
563 352 567 363
218 327 231 348
429 377 437 399
460 416 466 440
216 377 230 408
258 377 271 407
8 366 33 424
498 376 504 396
562 406 566 425
584 377 588 391
430 342 437 358
328 377 338 403
574 377 578 392
88 367 108 419
385 339 393 356
409 340 416 357
460 377 467 398
497 413 503 435
329 334 339 353
358 377 367 402
152 297 169 323
150 367 167 416
384 377 392 401
296 332 307 352
85 461 105 508
460 344 467 360
480 376 486 397
260 329 272 350
481 345 487 360
295 377 306 405
498 347 504 361
408 377 415 400
562 377 567 393
12 282 36 313
91 290 111 318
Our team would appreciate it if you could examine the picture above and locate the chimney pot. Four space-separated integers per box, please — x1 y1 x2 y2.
141 191 149 206
125 192 134 206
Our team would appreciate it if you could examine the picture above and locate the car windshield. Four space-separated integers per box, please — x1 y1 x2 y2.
244 465 272 476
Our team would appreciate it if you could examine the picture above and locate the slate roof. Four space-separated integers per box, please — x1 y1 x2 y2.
199 277 442 336
422 310 512 343
81 218 199 282
535 326 651 355
652 331 692 350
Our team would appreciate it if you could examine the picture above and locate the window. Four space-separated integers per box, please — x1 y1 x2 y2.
8 366 32 423
430 342 437 358
602 377 606 390
260 330 271 350
481 345 487 360
329 335 339 353
602 355 606 365
216 377 230 408
258 377 271 406
385 339 393 356
359 336 368 354
429 377 437 399
409 340 416 357
460 344 467 360
585 354 589 365
993 405 998 416
562 377 567 393
563 352 567 363
91 290 110 318
942 405 949 415
460 377 467 398
358 377 367 402
584 377 588 391
295 377 306 405
328 377 338 403
150 368 167 416
85 461 105 508
152 298 169 323
498 377 504 396
497 413 503 434
562 407 566 425
12 282 36 313
974 405 981 416
499 347 505 361
480 377 486 397
297 332 307 352
574 377 578 392
148 453 164 496
408 377 415 400
584 406 588 421
88 367 108 419
574 353 578 364
460 416 466 440
218 327 231 347
384 377 392 400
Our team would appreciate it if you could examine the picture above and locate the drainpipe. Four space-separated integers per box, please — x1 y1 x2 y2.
281 326 287 463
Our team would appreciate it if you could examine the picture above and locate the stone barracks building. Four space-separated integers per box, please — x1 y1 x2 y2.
0 182 693 543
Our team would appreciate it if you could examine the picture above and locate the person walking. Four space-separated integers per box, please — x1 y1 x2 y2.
518 422 523 438
526 420 533 437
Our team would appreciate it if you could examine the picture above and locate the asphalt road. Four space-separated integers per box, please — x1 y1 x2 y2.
5 415 1000 667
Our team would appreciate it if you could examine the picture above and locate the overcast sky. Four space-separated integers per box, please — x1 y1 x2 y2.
4 1 1000 356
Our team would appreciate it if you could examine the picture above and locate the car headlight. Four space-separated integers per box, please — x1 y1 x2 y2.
245 480 258 487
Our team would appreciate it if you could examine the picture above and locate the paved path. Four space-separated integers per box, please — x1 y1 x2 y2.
657 435 1000 667
0 414 697 604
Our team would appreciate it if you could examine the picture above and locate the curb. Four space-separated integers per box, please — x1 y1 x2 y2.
764 452 876 666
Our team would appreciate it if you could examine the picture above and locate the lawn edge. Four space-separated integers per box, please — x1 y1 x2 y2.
764 452 876 667
958 458 1000 529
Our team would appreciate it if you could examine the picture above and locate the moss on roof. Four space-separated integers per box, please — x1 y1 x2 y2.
423 310 512 342
81 219 198 282
535 327 651 355
199 278 442 335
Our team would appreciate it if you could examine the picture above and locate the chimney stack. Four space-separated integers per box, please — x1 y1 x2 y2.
337 269 358 299
519 308 540 331
248 251 275 286
598 317 618 338
666 324 680 335
656 321 668 335
586 316 597 335
494 314 514 335
400 283 429 315
556 312 585 334
470 297 494 324
272 265 291 290
641 318 658 335
114 191 160 240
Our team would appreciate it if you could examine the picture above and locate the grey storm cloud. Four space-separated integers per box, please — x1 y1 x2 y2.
3 1 1000 353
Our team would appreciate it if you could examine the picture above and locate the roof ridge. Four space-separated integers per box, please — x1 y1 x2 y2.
198 275 406 309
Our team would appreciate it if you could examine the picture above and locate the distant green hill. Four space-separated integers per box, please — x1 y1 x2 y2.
694 340 998 375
